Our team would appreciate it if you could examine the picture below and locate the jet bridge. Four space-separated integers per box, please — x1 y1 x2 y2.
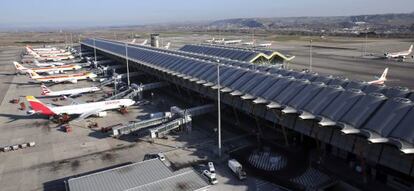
111 104 215 138
103 82 168 101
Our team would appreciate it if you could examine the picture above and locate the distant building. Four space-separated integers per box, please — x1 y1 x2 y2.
180 44 295 65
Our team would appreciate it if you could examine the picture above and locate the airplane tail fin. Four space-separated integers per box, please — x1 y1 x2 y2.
26 96 55 115
40 84 52 95
13 61 26 71
379 67 389 81
409 45 413 53
131 39 136 44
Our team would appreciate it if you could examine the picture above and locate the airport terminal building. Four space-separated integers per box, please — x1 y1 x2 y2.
81 38 414 190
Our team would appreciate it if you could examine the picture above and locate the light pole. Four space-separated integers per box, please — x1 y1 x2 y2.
217 59 222 158
125 42 130 86
93 38 97 67
309 39 313 72
364 27 368 57
79 35 82 58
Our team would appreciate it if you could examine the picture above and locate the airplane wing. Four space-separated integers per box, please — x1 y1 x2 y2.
75 108 103 121
65 97 85 105
68 93 81 98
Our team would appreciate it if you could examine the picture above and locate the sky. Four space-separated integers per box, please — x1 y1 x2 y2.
0 0 413 28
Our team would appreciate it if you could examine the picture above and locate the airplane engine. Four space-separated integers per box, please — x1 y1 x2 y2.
97 111 107 117
70 79 78 84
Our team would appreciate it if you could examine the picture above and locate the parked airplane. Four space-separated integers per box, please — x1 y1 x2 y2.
26 95 135 120
384 45 413 60
27 70 97 83
26 46 66 54
223 40 242 45
213 38 225 44
242 41 255 46
140 39 148 46
256 42 272 48
13 61 81 74
32 60 66 67
368 68 388 85
33 53 75 62
205 38 215 43
41 84 100 97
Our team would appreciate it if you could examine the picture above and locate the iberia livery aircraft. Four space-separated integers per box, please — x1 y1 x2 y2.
13 61 81 74
27 70 97 83
26 96 135 120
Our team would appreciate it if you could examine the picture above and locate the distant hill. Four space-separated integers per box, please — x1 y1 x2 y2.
207 13 414 34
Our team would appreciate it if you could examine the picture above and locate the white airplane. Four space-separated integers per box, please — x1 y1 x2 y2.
256 42 272 48
27 70 97 83
140 39 148 46
28 49 75 61
368 68 388 85
131 39 136 44
224 40 242 45
213 38 225 44
242 41 255 46
26 46 66 55
13 61 81 74
37 51 72 57
164 42 171 49
32 53 75 62
205 38 215 43
40 84 100 97
26 95 135 121
32 60 66 67
384 45 413 60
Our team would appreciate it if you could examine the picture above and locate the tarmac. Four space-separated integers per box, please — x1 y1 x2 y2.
0 47 283 191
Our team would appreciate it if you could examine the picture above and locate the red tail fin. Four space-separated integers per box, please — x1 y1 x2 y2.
40 85 51 95
26 96 55 116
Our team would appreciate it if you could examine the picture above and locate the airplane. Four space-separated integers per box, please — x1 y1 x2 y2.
205 38 215 43
368 68 388 85
140 39 148 46
242 41 255 46
384 45 413 60
32 60 66 67
256 42 272 48
26 95 135 121
32 53 75 62
13 61 81 74
26 46 66 55
36 51 72 57
26 46 57 53
40 84 100 97
27 70 97 83
131 39 136 44
223 39 242 45
213 38 225 44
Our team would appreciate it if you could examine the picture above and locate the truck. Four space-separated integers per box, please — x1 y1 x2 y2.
228 159 247 180
202 170 218 185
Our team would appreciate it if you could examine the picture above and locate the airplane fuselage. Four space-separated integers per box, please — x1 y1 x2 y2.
50 99 134 116
44 87 100 96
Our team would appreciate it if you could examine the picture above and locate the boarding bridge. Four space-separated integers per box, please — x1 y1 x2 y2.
104 82 168 101
112 113 172 137
111 104 215 138
93 59 113 65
